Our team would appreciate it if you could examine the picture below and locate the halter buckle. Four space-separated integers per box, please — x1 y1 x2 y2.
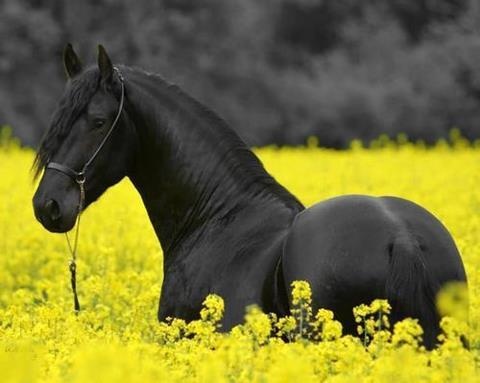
75 172 85 185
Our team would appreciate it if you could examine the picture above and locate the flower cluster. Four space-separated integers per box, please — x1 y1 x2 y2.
353 299 391 346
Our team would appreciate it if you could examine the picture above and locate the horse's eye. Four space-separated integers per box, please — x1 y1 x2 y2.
93 118 106 129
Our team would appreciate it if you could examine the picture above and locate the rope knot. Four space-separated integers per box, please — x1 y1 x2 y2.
69 259 76 273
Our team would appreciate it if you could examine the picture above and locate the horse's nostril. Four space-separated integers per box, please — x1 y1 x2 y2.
45 199 61 222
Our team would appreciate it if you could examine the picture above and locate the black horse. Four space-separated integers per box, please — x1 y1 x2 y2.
33 45 466 348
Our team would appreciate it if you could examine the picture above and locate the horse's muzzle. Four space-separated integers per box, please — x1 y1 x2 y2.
33 195 76 233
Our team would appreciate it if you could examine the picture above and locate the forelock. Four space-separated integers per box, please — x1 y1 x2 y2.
33 68 100 179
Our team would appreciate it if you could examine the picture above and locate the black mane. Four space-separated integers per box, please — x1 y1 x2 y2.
33 68 100 179
144 72 303 209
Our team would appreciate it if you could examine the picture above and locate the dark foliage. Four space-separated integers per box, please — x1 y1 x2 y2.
1 0 480 148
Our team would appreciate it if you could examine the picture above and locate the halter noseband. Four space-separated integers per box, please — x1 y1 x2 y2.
46 66 125 184
44 66 125 313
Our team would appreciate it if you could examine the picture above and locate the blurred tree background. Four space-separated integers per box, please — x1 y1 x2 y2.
1 0 480 147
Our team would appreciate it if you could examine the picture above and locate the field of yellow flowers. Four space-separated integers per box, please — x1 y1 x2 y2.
0 132 479 382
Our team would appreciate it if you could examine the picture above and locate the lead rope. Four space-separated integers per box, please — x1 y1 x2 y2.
64 177 85 313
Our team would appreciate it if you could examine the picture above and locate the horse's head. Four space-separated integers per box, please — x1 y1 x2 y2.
33 44 136 233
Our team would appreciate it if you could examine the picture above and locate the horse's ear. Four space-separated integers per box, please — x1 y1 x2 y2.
97 44 113 84
63 43 82 79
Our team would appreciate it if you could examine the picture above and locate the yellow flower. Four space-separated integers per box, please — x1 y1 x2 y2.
312 309 342 341
391 318 424 348
243 305 272 346
200 294 225 325
291 281 312 307
290 281 313 339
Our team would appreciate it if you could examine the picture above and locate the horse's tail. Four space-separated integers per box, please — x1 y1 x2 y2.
385 235 440 349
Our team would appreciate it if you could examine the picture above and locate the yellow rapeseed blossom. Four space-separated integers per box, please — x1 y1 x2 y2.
312 309 343 341
290 280 313 339
291 280 312 306
391 318 424 348
200 294 224 325
242 305 272 346
1 138 479 381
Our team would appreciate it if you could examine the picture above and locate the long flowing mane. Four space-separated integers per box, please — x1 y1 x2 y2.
124 66 304 210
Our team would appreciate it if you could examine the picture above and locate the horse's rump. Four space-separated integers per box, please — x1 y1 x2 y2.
281 195 467 347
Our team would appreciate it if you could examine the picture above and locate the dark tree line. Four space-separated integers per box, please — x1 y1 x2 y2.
1 0 480 148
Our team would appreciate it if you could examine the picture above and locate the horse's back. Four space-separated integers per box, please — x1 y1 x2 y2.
282 194 466 343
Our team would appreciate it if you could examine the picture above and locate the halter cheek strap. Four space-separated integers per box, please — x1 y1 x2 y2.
45 66 125 313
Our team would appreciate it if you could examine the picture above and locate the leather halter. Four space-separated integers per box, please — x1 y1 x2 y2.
46 66 125 185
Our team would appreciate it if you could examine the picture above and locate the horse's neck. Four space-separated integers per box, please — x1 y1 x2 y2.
125 70 303 255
